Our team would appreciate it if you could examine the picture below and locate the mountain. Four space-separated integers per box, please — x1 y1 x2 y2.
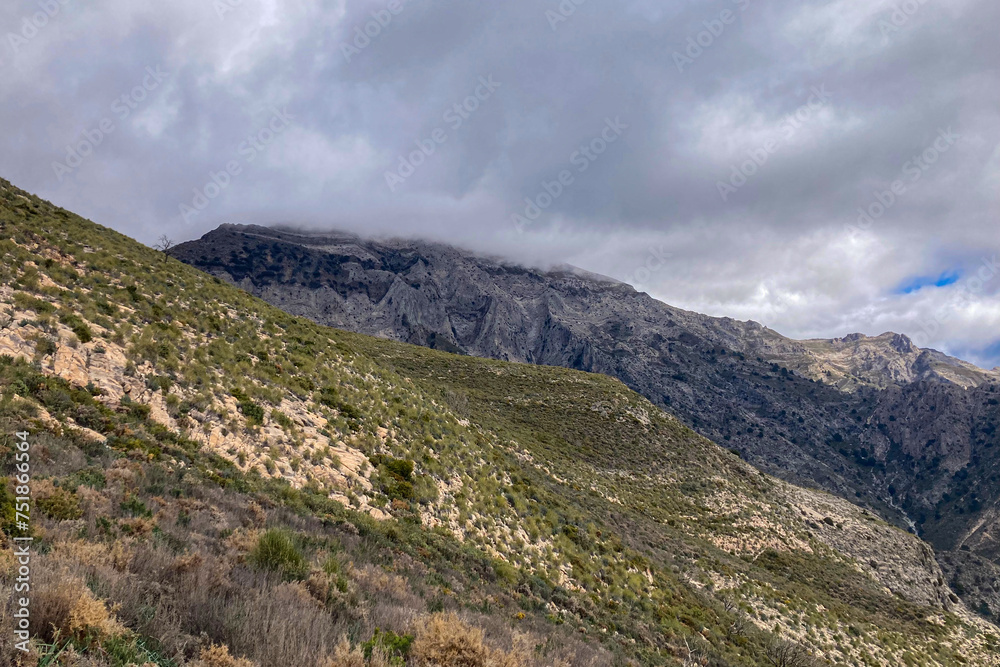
172 224 1000 620
172 225 998 392
769 332 998 391
2 179 999 665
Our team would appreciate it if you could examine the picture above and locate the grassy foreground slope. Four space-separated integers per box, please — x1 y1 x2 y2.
0 178 996 666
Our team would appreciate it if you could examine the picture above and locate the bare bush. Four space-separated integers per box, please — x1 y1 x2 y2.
766 640 816 667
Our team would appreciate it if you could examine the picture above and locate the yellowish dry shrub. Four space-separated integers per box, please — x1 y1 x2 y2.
245 501 267 527
171 551 204 574
223 527 259 557
304 570 330 604
275 581 321 609
105 461 138 487
0 543 15 578
35 574 126 640
323 637 365 667
68 591 125 639
109 540 132 571
411 613 525 667
190 643 257 667
32 478 58 498
352 564 408 599
390 499 409 512
75 484 111 516
52 538 107 567
120 516 156 538
321 637 395 667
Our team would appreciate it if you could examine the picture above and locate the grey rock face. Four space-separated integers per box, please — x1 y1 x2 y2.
174 224 1000 621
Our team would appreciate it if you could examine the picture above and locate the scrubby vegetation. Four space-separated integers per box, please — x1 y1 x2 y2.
0 179 997 666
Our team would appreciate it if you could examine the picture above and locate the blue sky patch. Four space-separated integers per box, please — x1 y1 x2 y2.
980 340 1000 369
895 271 962 295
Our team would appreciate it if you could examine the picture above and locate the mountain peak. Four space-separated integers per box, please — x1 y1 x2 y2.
890 332 915 354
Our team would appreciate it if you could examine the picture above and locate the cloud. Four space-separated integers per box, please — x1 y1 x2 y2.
0 0 997 366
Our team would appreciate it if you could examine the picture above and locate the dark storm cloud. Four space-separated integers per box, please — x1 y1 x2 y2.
1 0 997 366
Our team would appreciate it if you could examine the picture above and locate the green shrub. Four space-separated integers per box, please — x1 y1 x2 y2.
72 323 93 343
363 628 414 665
59 311 94 343
35 337 57 357
385 479 414 501
250 529 307 580
128 402 152 421
148 375 174 393
322 554 349 592
37 488 83 520
271 409 295 430
120 495 152 518
13 292 54 313
0 479 18 535
321 553 342 576
239 400 265 426
68 468 107 490
317 386 362 420
369 456 417 501
385 458 414 481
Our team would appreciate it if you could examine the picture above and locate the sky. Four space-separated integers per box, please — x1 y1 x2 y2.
1 0 998 368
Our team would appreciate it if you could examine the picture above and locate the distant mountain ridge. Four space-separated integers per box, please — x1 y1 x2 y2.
779 331 999 390
174 223 1000 620
177 224 996 389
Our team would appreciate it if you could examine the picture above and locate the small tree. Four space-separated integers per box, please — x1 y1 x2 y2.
153 235 175 261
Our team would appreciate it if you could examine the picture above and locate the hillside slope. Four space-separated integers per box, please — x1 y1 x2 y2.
1 179 998 666
172 224 1000 616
